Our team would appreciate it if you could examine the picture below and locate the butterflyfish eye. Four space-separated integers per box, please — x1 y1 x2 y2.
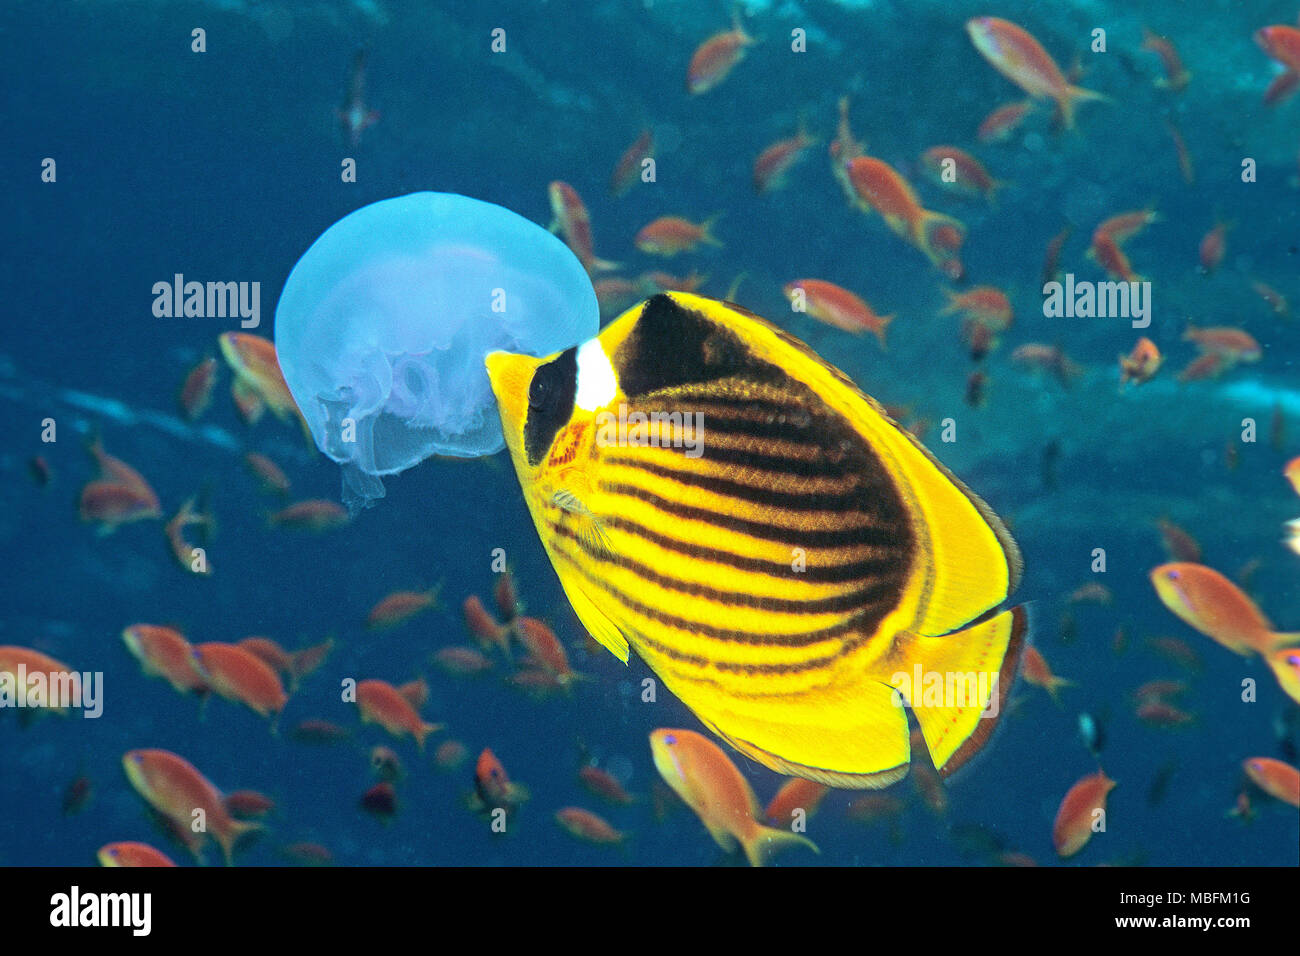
528 371 555 410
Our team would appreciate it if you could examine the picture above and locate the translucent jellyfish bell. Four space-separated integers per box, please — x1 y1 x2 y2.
275 192 598 509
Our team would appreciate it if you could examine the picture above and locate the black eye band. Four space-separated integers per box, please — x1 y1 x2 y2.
523 346 578 466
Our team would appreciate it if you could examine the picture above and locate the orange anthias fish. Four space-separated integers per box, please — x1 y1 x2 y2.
433 645 494 677
548 181 620 274
463 594 512 659
1265 646 1300 704
1285 456 1300 496
1150 562 1299 656
495 567 520 621
1088 232 1142 283
1256 24 1300 74
1183 325 1261 364
1141 28 1191 92
121 624 206 696
219 332 312 442
1020 645 1074 704
977 99 1034 143
1242 757 1300 808
635 215 723 256
941 286 1012 330
122 749 260 865
578 765 637 805
473 747 530 809
269 499 349 532
1250 279 1290 318
650 729 819 867
686 11 755 94
1119 337 1162 388
783 279 894 346
966 17 1106 128
1096 207 1160 245
366 584 442 630
244 452 290 495
80 436 162 533
237 636 333 690
338 47 380 148
191 642 289 722
1177 353 1225 384
355 679 444 750
754 120 815 194
1052 769 1116 857
1010 344 1083 389
513 617 583 686
555 807 626 846
1041 223 1071 285
178 356 218 420
763 777 831 826
0 646 82 716
98 842 177 868
1198 220 1230 274
919 146 1004 200
1163 116 1195 183
845 156 966 277
165 495 214 576
610 128 655 197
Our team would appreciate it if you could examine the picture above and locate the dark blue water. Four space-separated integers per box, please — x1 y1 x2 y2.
3 0 1297 866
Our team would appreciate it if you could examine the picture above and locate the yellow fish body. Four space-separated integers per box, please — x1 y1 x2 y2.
486 292 1025 788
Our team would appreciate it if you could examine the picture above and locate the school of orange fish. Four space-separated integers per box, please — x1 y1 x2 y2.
8 11 1300 866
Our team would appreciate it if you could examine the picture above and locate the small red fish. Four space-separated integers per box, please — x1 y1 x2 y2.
338 47 380 147
1141 28 1191 92
754 121 815 194
555 807 626 846
783 279 893 345
610 128 655 197
1198 220 1230 274
635 215 723 256
366 585 441 630
966 17 1106 129
269 499 349 532
179 357 218 420
1052 769 1116 857
686 12 755 95
978 99 1034 143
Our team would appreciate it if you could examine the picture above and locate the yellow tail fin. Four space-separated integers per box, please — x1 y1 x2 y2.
904 606 1028 776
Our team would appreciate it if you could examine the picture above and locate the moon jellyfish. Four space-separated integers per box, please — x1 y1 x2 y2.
275 192 598 509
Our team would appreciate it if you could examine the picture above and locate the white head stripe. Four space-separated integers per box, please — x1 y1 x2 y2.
575 337 617 411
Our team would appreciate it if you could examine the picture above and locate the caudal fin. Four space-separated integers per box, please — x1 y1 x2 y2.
1056 85 1109 130
741 824 820 867
218 819 264 867
907 605 1028 778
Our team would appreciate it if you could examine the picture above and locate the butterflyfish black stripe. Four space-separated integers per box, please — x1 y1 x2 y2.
548 519 903 616
603 454 895 515
547 538 885 651
599 513 907 583
598 481 906 548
